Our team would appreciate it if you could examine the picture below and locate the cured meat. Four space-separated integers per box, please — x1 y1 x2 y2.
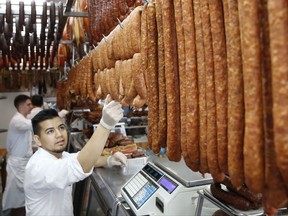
86 55 96 101
269 0 288 190
222 176 262 204
200 0 224 182
118 60 125 100
182 0 199 172
173 0 188 167
226 0 245 188
123 80 137 105
210 183 261 211
109 67 120 101
129 6 141 53
193 0 208 174
239 0 264 193
141 4 149 93
260 0 288 210
162 0 181 161
132 53 147 99
147 2 160 154
209 0 228 174
155 0 167 149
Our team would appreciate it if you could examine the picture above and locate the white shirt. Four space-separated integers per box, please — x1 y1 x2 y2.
24 148 93 216
26 107 43 119
2 112 33 210
6 112 33 158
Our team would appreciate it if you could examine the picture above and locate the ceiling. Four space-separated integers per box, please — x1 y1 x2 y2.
0 0 84 71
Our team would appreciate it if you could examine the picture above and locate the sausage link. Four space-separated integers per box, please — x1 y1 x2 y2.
209 0 228 174
210 183 260 211
147 2 160 154
173 0 188 167
155 0 167 149
269 0 288 190
260 0 288 209
239 0 264 193
162 0 181 161
200 0 224 182
193 0 208 174
182 0 199 172
226 0 245 188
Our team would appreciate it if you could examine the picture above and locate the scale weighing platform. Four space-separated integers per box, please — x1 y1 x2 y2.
121 157 213 215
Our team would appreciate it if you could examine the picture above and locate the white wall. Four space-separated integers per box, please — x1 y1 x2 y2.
0 92 30 148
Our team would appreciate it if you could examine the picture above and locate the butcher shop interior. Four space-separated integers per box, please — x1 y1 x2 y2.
0 0 288 215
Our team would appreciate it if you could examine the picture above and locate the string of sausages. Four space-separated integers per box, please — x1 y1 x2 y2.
57 0 288 214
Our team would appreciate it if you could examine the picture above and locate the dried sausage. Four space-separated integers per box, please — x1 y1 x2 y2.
269 0 288 190
210 183 261 211
182 0 199 172
132 53 147 99
239 0 264 193
155 0 167 149
174 0 188 167
260 0 288 209
162 0 181 161
193 0 208 174
226 0 245 188
200 0 224 182
147 2 160 154
209 0 228 174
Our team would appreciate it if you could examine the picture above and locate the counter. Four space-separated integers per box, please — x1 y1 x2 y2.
87 156 219 216
89 166 137 216
68 132 219 216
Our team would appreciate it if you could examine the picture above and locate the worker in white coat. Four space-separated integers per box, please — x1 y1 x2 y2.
27 94 69 120
2 94 34 216
24 98 127 215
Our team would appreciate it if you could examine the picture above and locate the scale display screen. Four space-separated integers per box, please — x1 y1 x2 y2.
122 172 158 209
158 176 178 193
142 163 163 181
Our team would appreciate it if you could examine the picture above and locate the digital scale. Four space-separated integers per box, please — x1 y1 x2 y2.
121 157 213 215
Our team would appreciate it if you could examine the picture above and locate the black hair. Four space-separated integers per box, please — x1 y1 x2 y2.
14 94 31 109
32 109 59 135
31 95 43 107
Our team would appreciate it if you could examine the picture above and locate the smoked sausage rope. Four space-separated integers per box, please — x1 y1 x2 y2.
86 55 97 102
182 0 199 171
226 0 245 188
147 2 160 154
162 0 181 161
155 0 167 149
260 0 288 210
239 0 264 193
141 4 149 94
173 0 188 166
200 0 224 182
268 0 288 190
193 0 208 174
209 0 228 174
132 53 147 100
210 183 261 211
222 176 262 204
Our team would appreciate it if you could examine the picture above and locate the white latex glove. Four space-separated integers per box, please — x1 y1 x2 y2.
107 152 127 167
100 95 124 130
58 109 69 118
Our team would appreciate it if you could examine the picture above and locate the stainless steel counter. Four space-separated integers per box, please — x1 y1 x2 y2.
68 131 219 215
91 166 138 216
89 156 219 216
